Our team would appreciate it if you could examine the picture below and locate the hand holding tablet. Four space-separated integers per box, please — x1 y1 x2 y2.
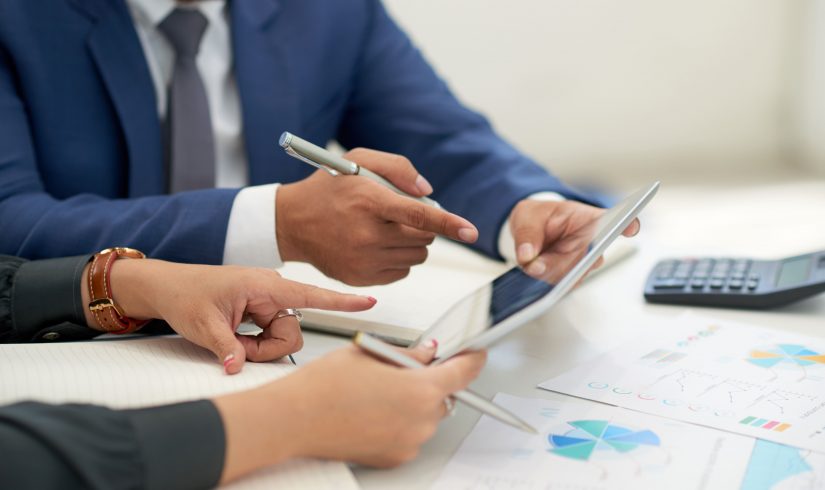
353 182 659 431
416 182 659 361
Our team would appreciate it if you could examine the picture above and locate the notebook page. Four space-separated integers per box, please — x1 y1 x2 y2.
0 336 360 490
279 238 507 340
0 336 293 407
224 460 358 490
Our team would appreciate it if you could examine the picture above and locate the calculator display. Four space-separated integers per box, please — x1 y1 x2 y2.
776 257 811 288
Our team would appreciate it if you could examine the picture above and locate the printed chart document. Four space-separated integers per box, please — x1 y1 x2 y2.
433 393 825 490
539 313 825 452
0 337 359 490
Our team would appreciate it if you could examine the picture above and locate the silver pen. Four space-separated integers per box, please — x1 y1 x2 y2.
353 332 538 435
279 132 441 208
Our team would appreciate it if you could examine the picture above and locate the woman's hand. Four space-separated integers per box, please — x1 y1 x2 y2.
213 342 487 483
82 260 375 374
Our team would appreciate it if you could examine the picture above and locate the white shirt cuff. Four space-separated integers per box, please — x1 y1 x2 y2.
497 192 566 262
223 184 283 268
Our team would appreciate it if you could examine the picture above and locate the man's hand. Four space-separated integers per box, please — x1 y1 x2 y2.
276 148 479 286
509 200 640 282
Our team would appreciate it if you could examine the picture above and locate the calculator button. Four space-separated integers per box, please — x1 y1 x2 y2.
748 273 760 281
728 279 744 290
710 279 725 289
690 280 706 289
653 279 687 290
655 267 674 279
730 272 746 280
711 266 730 276
747 280 759 290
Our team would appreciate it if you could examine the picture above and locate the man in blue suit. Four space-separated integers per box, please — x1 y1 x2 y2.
0 0 636 286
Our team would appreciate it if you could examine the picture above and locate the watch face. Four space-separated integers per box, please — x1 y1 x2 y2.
99 247 146 259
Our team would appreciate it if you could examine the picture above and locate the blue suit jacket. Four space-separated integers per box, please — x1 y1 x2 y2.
0 0 586 264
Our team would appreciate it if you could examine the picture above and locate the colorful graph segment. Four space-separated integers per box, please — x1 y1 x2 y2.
739 416 792 432
747 344 825 368
740 440 813 490
547 420 661 461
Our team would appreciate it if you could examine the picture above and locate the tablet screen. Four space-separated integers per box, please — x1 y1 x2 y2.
488 268 554 325
416 182 658 357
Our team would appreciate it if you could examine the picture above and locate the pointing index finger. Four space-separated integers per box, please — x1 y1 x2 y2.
278 279 377 311
379 194 478 243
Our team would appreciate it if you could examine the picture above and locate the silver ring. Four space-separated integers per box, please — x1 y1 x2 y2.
443 396 456 417
275 308 303 322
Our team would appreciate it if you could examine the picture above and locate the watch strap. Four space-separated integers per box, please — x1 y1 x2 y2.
88 248 148 334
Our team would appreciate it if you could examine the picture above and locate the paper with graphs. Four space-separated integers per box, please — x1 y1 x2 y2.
539 313 825 452
433 393 825 490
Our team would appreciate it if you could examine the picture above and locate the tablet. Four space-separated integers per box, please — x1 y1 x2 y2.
414 182 660 361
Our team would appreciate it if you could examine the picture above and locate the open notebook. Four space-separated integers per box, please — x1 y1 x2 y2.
279 237 637 344
0 337 359 490
279 238 508 343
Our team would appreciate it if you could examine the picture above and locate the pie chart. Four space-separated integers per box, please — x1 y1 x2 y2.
747 344 825 369
547 420 661 461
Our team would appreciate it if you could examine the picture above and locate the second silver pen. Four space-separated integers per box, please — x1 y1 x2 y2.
353 332 538 435
279 132 441 208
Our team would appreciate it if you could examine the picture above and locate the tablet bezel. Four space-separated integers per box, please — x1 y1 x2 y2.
424 181 660 362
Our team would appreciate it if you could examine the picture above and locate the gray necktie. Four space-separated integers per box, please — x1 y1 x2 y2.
159 8 215 193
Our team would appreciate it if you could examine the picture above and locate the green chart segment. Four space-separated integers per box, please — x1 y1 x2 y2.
547 420 661 461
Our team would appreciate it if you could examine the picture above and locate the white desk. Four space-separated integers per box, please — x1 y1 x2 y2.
293 180 825 489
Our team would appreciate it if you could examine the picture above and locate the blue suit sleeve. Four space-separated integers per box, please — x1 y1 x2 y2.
337 0 596 259
0 44 236 264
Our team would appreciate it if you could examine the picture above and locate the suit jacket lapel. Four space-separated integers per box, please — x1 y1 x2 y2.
231 0 306 185
71 0 164 197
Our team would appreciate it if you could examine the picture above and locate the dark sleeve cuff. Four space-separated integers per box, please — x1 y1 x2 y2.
125 400 225 490
10 255 98 342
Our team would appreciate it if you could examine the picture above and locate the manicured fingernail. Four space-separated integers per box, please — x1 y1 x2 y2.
457 227 477 243
415 175 434 195
527 259 546 277
426 338 438 350
223 354 235 371
517 243 535 263
367 296 378 304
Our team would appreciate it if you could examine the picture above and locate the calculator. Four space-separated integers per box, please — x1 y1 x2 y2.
644 250 825 309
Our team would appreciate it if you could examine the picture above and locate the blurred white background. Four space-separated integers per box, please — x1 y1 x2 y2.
384 0 825 189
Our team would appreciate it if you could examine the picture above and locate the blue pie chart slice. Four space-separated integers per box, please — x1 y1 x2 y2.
548 421 661 461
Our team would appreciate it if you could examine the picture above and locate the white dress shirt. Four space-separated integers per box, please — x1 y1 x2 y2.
126 0 559 268
127 0 281 268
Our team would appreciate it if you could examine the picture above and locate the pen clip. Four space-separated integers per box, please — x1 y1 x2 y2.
284 146 340 176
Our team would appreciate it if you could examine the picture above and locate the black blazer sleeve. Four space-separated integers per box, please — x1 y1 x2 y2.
0 254 172 342
0 254 98 342
0 400 225 490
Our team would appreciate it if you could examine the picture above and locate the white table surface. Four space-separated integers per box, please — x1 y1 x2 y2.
292 179 825 489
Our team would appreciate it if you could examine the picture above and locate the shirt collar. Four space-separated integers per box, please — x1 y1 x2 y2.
126 0 226 27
